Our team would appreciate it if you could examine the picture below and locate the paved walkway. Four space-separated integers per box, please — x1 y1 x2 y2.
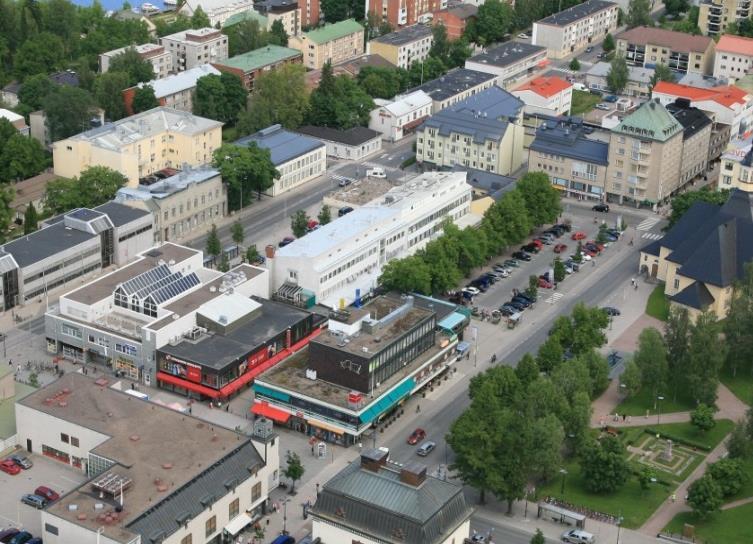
721 496 753 511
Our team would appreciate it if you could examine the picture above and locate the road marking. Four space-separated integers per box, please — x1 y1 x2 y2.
636 217 660 231
331 174 355 183
380 153 388 158
545 292 564 304
641 232 663 240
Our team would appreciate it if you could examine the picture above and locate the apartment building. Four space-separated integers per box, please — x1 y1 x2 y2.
699 0 752 36
270 171 472 307
432 3 478 40
52 107 223 186
299 0 321 27
370 24 433 69
289 19 365 69
532 0 619 59
236 124 327 196
115 167 227 243
529 118 609 201
720 136 753 191
255 0 302 38
586 60 654 98
465 42 548 89
512 76 573 116
415 86 525 176
615 26 716 75
160 28 229 72
367 0 446 28
0 202 152 312
122 64 220 115
212 45 302 90
179 0 255 26
369 90 433 142
99 43 173 78
713 34 753 81
409 68 497 114
667 99 714 187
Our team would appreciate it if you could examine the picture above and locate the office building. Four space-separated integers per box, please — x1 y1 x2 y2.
295 125 383 160
289 19 365 69
52 107 223 187
615 26 716 75
431 3 478 40
160 28 229 72
713 34 753 81
235 124 327 196
369 24 433 69
179 0 255 26
269 171 472 308
122 64 221 115
465 42 548 88
367 0 446 28
0 203 152 312
99 44 173 79
415 86 525 175
212 45 302 90
408 68 497 113
532 0 619 59
369 90 433 142
529 118 609 201
699 0 752 36
512 76 573 116
18 373 279 544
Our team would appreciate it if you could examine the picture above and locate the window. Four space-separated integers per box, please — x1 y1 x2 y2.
61 433 69 443
45 524 59 536
181 536 192 544
229 498 239 518
673 279 680 290
252 482 262 502
61 324 82 339
205 516 216 537
71 436 79 447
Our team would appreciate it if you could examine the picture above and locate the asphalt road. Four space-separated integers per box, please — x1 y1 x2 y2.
470 512 559 544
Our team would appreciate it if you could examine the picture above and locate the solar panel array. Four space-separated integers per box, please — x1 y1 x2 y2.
134 271 185 300
148 272 200 305
119 264 171 295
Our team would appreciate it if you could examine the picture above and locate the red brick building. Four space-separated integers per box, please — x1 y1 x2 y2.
368 0 444 28
432 3 477 40
300 0 321 28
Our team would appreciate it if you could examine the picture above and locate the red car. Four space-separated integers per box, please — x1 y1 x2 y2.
553 243 568 253
531 239 543 249
571 231 586 240
407 428 426 445
35 486 60 502
538 277 553 289
588 241 605 251
0 459 21 475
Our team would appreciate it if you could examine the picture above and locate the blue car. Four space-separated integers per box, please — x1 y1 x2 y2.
604 95 618 102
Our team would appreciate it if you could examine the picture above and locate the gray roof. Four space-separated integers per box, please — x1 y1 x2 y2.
467 42 546 68
670 281 715 310
235 124 325 166
373 24 432 46
530 119 609 165
666 101 712 140
311 461 473 544
408 68 496 102
452 166 516 199
295 125 382 146
94 201 151 227
537 0 617 27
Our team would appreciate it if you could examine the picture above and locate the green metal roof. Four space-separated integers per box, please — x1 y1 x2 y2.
222 9 268 28
218 45 301 72
612 99 682 142
304 19 363 45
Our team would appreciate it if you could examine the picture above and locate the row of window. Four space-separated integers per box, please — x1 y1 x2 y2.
162 188 221 221
25 246 101 284
118 224 153 243
25 262 102 301
177 483 261 544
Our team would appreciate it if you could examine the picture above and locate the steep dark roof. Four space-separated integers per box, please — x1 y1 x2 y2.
641 239 662 256
670 282 715 310
530 120 609 165
295 125 381 146
666 101 712 140
537 0 616 27
660 201 718 251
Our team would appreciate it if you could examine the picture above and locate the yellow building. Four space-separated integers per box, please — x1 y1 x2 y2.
289 19 364 70
698 0 752 36
52 107 223 187
615 26 716 76
720 136 753 192
639 189 753 320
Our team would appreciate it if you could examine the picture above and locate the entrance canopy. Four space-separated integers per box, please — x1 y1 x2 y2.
251 401 291 423
224 512 254 536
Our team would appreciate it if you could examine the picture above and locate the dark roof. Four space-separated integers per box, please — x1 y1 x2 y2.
236 124 325 165
411 293 457 322
641 239 662 256
537 0 617 27
445 3 478 19
670 282 715 310
467 42 546 68
254 0 298 13
452 166 516 199
94 201 151 227
295 125 381 146
530 120 609 165
158 297 311 369
666 101 712 141
660 201 719 251
49 70 80 87
373 24 432 46
311 461 473 544
408 68 496 102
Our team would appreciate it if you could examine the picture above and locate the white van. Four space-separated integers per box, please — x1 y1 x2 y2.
366 167 386 178
573 83 589 92
561 529 596 543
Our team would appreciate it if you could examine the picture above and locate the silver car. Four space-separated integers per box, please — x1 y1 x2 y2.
416 441 436 456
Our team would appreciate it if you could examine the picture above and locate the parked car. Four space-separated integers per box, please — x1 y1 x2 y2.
517 32 529 39
602 307 621 316
506 300 526 312
306 219 320 232
511 296 531 308
584 243 601 254
492 266 510 277
554 243 568 253
595 103 611 110
515 292 536 303
537 236 553 245
521 243 540 253
0 459 20 475
407 428 426 445
607 228 621 238
566 260 580 272
20 495 46 510
499 306 517 317
338 206 354 217
10 455 32 470
604 95 618 102
561 529 596 543
6 534 29 544
366 167 386 178
338 178 351 187
512 251 532 261
588 240 605 251
503 259 520 268
538 277 553 289
556 223 572 232
585 46 593 53
278 236 295 248
417 441 436 456
0 530 19 544
573 252 592 261
34 486 60 502
571 231 587 240
592 203 610 212
531 239 544 249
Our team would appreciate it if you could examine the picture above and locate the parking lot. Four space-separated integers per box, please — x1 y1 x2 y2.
0 452 87 537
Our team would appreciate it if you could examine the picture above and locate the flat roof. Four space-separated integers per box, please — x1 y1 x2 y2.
407 68 496 102
467 42 546 68
537 0 616 27
216 45 301 72
295 125 382 146
326 177 395 206
116 167 220 202
372 24 432 46
20 373 263 544
530 119 609 165
235 124 325 166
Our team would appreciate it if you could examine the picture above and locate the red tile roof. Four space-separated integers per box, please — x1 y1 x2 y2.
652 81 749 108
616 26 713 53
514 76 572 98
716 34 753 56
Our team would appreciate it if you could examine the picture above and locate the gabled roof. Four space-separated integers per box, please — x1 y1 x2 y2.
616 26 713 54
303 19 363 44
378 90 433 117
134 64 221 99
716 34 753 57
670 282 715 310
612 99 682 142
514 76 572 98
652 81 749 109
215 45 301 72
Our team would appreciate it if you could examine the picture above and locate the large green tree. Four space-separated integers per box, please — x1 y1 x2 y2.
290 209 309 238
357 65 410 99
724 263 753 379
687 311 725 406
650 63 676 88
475 0 514 45
238 63 309 135
190 5 210 28
132 84 159 114
206 223 221 257
668 187 729 227
108 47 155 86
516 171 561 226
633 327 669 406
665 305 691 400
212 143 279 208
308 62 374 129
687 474 723 519
45 166 127 214
94 71 130 120
379 255 433 294
269 19 288 47
13 31 64 79
43 85 95 142
627 0 653 28
607 55 629 94
708 458 748 497
194 72 247 124
580 436 630 493
0 123 47 182
0 186 14 243
23 202 38 234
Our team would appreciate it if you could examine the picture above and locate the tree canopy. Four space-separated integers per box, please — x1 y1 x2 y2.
237 63 309 135
307 62 374 129
626 0 653 28
606 56 629 94
45 166 127 214
211 143 279 208
194 72 247 124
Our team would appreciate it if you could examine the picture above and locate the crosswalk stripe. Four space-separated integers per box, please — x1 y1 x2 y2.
641 232 663 240
545 292 564 303
636 217 660 231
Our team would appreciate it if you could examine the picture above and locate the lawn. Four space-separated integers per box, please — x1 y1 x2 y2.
728 454 753 501
570 90 600 115
621 419 735 451
664 502 753 544
645 283 670 321
720 368 753 405
615 387 696 417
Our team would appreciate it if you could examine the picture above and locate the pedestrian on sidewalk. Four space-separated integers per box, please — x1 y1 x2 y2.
671 493 676 503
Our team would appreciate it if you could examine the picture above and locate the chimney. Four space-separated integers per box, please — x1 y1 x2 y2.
399 462 427 486
360 448 388 472
265 244 276 259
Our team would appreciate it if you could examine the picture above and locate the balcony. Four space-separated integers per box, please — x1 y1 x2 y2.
397 8 407 25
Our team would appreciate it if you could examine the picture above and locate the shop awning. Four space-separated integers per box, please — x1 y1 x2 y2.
157 372 220 399
537 59 550 68
251 402 291 423
438 311 467 332
219 368 257 398
306 418 344 434
359 378 416 424
224 512 254 536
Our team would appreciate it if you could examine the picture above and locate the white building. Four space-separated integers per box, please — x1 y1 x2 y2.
408 68 498 114
18 372 279 544
512 76 573 116
713 34 753 82
160 28 229 72
369 23 434 69
295 125 383 160
368 89 433 142
124 64 221 114
99 43 173 78
179 0 255 27
465 42 548 89
270 171 473 308
235 124 327 196
532 0 618 60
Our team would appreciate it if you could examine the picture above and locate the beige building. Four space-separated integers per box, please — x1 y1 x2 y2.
719 135 753 191
667 100 713 189
532 0 619 60
123 64 221 115
616 26 716 75
99 43 173 79
289 19 364 69
713 34 753 81
52 107 223 187
160 27 229 72
699 0 752 36
369 24 433 69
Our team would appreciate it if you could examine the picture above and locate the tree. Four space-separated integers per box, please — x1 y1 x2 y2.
448 39 473 68
283 451 305 492
212 144 279 209
664 0 689 16
569 58 580 71
269 19 288 47
231 221 244 246
379 255 432 294
665 305 691 400
530 529 545 544
43 85 95 142
724 263 753 379
553 258 566 283
691 404 717 433
45 166 127 214
515 354 539 386
620 360 642 398
218 253 230 272
579 350 610 398
516 172 561 226
726 421 753 459
0 131 47 182
606 56 629 94
638 466 656 493
320 0 351 23
23 202 38 234
206 224 221 257
132 84 159 114
357 66 410 99
194 73 247 124
580 436 630 493
0 186 14 243
668 187 729 228
108 47 155 86
603 33 615 52
94 71 130 120
190 5 210 28
317 204 332 225
650 63 675 88
537 334 564 374
626 0 653 28
687 311 724 406
13 32 65 79
633 327 668 406
238 63 309 135
17 73 54 111
708 458 748 497
225 18 268 57
526 274 539 299
408 56 447 87
422 238 462 294
308 62 374 129
475 0 513 45
528 414 564 483
246 245 260 263
429 23 450 62
687 474 723 519
290 209 309 238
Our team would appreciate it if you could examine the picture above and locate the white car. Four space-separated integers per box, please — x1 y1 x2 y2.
366 167 386 178
571 253 592 262
595 103 612 111
462 286 480 296
518 33 529 39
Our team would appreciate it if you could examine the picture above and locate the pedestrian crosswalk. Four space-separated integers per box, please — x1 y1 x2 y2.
636 217 660 231
545 292 564 304
332 174 355 184
641 232 663 241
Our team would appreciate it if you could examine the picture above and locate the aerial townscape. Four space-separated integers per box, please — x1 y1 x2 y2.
4 0 753 543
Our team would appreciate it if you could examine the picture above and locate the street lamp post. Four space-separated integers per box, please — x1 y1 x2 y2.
560 468 568 496
616 512 624 544
281 498 290 535
657 396 665 425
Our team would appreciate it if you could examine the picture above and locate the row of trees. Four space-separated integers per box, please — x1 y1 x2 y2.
224 17 289 57
380 172 561 295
